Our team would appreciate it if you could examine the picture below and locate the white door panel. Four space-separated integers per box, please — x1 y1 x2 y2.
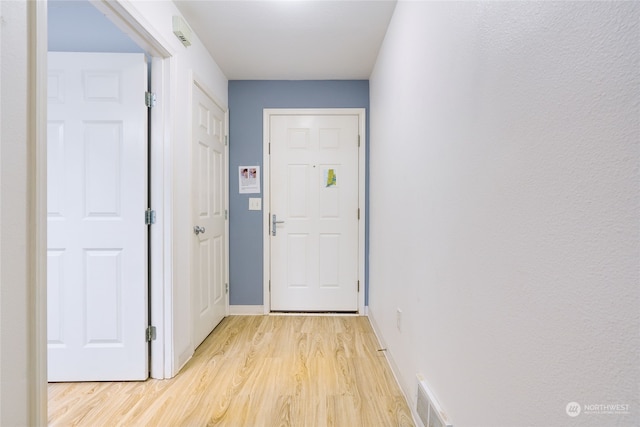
192 84 227 348
270 114 360 311
47 52 148 381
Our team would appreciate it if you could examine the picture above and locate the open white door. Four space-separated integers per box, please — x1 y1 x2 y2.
47 52 149 381
269 112 361 312
192 82 227 348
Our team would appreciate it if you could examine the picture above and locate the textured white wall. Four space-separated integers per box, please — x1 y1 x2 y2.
369 2 639 426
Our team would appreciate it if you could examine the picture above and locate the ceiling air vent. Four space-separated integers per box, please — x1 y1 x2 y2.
172 16 192 47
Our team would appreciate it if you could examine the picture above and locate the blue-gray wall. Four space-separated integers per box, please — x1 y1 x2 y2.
48 0 143 53
229 80 370 306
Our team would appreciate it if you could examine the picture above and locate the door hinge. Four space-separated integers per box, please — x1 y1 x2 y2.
146 325 157 342
225 135 228 146
268 142 271 155
269 280 271 292
145 91 156 108
357 208 360 220
358 135 361 147
357 280 360 292
225 283 229 294
225 209 228 220
145 208 156 225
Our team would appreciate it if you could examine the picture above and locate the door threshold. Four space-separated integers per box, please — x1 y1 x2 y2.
269 311 358 316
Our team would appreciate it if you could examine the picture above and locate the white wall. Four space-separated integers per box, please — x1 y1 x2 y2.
369 2 639 426
119 0 228 374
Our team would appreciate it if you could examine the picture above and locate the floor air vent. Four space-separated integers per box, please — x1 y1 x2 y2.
416 375 452 427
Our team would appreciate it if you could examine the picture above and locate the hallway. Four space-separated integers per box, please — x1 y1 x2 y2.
48 316 414 426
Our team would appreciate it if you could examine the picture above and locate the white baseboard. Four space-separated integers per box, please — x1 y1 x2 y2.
229 305 265 315
367 308 421 427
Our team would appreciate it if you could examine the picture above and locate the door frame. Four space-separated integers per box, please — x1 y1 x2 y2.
262 108 366 315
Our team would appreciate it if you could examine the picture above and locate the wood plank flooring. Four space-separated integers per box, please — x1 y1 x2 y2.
48 315 415 426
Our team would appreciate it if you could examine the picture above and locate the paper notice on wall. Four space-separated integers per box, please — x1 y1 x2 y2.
324 168 337 187
239 166 260 194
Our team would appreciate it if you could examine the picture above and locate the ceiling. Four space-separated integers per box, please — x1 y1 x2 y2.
174 0 397 80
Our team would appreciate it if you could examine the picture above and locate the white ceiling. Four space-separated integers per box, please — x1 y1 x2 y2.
174 0 397 80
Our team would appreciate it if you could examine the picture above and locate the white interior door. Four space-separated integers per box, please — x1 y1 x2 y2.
192 83 227 348
269 113 360 311
47 52 149 381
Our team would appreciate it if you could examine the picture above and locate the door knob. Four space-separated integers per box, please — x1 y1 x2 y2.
271 214 285 236
193 225 206 235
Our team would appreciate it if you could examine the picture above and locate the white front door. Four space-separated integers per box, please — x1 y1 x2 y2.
47 52 148 381
269 113 361 311
192 83 227 348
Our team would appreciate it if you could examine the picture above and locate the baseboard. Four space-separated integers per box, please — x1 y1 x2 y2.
367 308 422 427
229 305 265 315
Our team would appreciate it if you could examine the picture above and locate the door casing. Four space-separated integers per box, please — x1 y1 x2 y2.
262 108 366 314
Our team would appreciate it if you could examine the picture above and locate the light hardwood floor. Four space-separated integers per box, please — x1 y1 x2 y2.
49 315 415 426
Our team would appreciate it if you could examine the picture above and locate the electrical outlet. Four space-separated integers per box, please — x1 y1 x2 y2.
396 308 402 332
